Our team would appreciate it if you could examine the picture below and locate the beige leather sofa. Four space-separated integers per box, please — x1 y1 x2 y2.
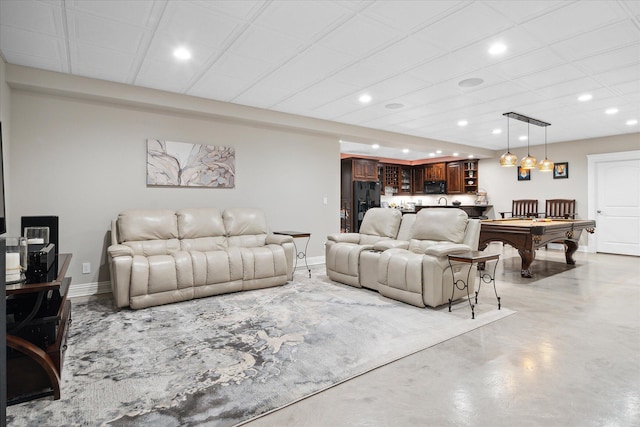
108 208 294 309
326 207 480 308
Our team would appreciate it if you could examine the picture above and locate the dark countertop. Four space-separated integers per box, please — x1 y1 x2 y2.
400 205 492 218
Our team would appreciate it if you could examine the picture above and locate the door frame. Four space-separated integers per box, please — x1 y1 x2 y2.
587 150 640 253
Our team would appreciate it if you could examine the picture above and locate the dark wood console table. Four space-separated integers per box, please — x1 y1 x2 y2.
5 253 72 404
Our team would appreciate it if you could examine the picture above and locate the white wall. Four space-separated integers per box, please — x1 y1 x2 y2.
8 88 341 291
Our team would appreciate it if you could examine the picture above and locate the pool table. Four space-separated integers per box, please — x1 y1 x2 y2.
479 218 596 278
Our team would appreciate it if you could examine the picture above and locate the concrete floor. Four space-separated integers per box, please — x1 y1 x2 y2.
243 244 640 427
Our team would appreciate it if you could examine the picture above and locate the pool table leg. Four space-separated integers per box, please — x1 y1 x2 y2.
518 248 535 278
565 240 578 265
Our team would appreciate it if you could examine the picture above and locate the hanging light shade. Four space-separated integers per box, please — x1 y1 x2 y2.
499 115 518 167
520 122 537 169
538 126 554 171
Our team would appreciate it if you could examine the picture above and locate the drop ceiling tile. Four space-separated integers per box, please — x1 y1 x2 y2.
0 0 62 35
71 42 134 82
574 43 640 74
135 57 206 94
193 0 266 20
319 14 401 57
596 63 640 87
515 63 586 90
365 74 429 103
231 25 304 64
413 2 512 51
490 48 566 79
484 0 563 23
143 32 217 68
67 11 146 54
274 80 360 112
362 0 464 31
156 1 242 49
532 76 601 102
407 51 482 85
232 82 293 108
204 52 272 83
367 36 445 78
0 26 62 61
551 20 640 61
521 1 628 44
189 71 250 102
253 46 351 100
67 0 156 27
257 1 352 41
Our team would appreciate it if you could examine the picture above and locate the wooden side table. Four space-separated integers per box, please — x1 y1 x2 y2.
273 231 311 278
447 251 500 319
5 253 72 404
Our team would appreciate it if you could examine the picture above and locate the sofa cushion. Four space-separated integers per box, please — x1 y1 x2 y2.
177 208 227 251
410 208 468 243
117 209 178 243
224 208 269 247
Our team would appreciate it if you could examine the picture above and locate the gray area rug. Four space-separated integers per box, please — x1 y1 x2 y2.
6 267 514 426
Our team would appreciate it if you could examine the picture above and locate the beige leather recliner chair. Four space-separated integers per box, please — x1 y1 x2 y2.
378 208 481 308
325 208 403 287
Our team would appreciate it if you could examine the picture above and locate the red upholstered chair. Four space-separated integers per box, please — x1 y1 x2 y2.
500 199 539 218
545 199 576 219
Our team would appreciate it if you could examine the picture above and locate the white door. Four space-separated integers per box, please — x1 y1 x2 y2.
588 151 640 256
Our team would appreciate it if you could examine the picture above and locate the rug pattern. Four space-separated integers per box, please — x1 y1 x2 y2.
6 269 513 426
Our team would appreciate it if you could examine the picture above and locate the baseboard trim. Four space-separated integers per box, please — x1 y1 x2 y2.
68 281 112 299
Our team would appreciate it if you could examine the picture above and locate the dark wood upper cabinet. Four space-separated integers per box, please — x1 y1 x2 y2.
424 162 446 181
446 161 463 194
351 158 379 181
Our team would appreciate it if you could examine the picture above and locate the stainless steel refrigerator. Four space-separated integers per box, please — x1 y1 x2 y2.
353 181 381 233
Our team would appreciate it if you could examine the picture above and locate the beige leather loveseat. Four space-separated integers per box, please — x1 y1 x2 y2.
326 207 480 308
108 208 294 309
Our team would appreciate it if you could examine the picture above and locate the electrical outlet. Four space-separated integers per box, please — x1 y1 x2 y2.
82 262 91 274
323 196 328 205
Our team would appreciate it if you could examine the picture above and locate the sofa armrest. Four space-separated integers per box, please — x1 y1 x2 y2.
423 243 472 257
373 240 409 251
327 233 360 244
266 234 294 245
108 244 134 258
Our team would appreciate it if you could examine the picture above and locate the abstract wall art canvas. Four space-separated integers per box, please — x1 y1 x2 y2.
147 140 235 188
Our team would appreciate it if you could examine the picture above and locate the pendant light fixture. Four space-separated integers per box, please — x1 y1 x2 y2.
501 112 550 169
538 126 554 171
520 122 537 169
499 115 518 167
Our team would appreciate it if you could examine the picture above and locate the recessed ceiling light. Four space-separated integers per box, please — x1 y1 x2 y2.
626 119 638 126
453 152 459 156
385 103 404 109
436 150 442 154
458 120 468 127
519 135 528 141
173 47 191 60
605 108 618 115
359 94 372 104
458 78 484 88
372 144 380 149
488 43 507 55
402 148 409 154
492 129 502 135
578 93 592 102
468 155 475 159
429 152 436 157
